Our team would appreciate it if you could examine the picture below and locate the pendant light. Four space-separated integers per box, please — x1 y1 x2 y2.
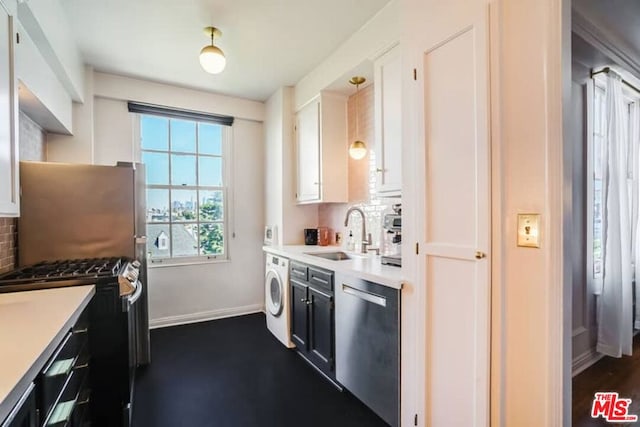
200 26 226 74
349 76 367 160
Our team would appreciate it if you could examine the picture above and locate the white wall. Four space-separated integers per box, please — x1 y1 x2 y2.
48 71 267 326
148 119 265 326
47 66 94 163
293 0 400 110
264 86 318 245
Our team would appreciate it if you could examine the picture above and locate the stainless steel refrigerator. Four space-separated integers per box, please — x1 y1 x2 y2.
18 160 151 365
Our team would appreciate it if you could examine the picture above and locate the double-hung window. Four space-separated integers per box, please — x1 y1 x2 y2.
134 105 232 264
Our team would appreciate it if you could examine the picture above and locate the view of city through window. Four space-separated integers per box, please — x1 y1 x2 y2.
141 115 227 260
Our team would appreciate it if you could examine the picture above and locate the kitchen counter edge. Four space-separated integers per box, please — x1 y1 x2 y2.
0 285 95 422
263 245 403 289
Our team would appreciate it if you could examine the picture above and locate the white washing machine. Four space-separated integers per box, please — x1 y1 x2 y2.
265 253 294 348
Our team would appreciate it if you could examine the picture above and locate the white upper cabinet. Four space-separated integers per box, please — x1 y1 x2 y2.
374 44 402 197
295 92 348 204
0 1 18 217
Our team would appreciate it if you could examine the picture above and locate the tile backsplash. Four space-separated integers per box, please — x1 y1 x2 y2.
0 218 16 273
0 112 48 272
318 84 400 255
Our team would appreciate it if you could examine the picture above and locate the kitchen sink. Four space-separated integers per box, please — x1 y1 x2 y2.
305 251 353 261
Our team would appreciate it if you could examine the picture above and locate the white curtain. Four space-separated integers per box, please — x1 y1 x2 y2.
596 72 634 357
632 94 640 330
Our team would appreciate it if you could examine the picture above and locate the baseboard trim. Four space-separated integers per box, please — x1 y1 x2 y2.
572 348 604 377
150 304 265 329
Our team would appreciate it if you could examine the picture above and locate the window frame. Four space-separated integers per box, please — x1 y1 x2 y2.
133 113 233 267
587 74 640 288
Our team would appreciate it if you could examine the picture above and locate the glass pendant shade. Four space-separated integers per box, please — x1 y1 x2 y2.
349 140 367 160
200 45 226 74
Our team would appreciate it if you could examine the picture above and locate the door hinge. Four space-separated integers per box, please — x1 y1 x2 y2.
16 32 19 44
414 413 418 426
415 242 419 255
413 68 417 80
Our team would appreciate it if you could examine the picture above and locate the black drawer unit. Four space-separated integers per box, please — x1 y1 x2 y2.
289 261 308 282
308 267 333 292
289 261 336 383
1 383 37 427
39 308 91 427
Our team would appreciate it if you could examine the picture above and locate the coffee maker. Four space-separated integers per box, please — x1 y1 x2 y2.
381 204 402 267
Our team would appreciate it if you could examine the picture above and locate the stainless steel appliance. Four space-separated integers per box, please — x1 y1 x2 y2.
17 160 150 366
0 257 143 426
335 273 400 427
381 204 402 267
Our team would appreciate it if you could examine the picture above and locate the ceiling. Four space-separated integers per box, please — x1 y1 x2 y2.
573 0 640 74
59 0 390 102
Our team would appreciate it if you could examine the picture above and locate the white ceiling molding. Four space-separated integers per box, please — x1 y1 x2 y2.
572 8 640 79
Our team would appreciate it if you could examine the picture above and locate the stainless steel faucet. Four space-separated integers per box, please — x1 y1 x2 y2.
344 206 372 254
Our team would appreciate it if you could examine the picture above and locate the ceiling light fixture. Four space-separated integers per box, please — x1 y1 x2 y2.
200 26 226 74
348 76 367 160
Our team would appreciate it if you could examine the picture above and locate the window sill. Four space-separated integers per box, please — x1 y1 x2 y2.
148 257 230 269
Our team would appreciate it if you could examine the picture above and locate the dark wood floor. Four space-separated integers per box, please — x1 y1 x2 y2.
131 313 388 427
573 335 640 426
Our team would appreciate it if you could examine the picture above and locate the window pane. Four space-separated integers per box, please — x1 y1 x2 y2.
171 119 196 153
199 123 223 155
199 223 224 255
199 190 224 221
141 116 169 150
147 189 169 222
171 189 198 221
171 154 197 186
199 156 223 186
148 224 171 258
142 152 169 185
172 224 199 257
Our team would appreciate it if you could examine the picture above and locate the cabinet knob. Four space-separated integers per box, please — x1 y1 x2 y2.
475 251 486 259
300 298 306 303
376 168 384 173
306 300 312 305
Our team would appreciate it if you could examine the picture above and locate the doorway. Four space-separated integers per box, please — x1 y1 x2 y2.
569 1 640 424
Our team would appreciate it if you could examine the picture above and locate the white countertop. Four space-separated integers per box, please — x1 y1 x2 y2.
0 285 95 422
263 245 403 289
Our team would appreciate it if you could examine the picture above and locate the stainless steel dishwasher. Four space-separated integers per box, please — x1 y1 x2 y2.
335 273 400 427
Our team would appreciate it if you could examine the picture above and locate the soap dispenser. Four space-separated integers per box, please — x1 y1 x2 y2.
346 230 355 252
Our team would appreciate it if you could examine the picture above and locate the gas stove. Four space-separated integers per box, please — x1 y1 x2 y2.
0 257 138 295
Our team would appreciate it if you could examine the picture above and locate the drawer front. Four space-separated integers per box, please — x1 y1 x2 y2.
289 261 308 282
40 327 89 425
41 331 78 419
44 363 88 427
308 267 333 292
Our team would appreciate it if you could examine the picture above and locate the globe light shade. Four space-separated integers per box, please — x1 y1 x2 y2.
349 140 367 160
200 45 226 74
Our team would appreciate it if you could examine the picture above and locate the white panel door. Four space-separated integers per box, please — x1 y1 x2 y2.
295 98 320 203
422 24 490 427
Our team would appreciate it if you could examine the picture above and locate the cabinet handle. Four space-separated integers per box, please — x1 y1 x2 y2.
376 168 384 172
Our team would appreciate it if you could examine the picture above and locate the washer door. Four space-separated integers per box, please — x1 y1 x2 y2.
265 269 284 316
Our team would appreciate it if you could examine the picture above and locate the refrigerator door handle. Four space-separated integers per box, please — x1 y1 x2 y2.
135 236 147 245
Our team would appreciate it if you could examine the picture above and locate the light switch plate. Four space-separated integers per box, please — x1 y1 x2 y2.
517 214 540 248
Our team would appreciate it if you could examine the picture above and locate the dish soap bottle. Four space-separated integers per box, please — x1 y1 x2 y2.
346 230 355 252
